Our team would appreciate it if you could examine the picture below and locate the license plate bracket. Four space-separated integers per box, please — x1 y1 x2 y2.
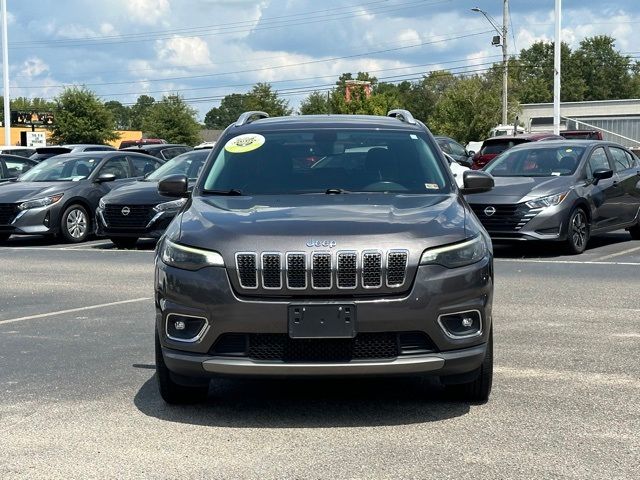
288 304 356 339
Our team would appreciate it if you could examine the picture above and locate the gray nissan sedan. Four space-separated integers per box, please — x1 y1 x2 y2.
0 151 163 243
467 140 640 254
154 110 496 404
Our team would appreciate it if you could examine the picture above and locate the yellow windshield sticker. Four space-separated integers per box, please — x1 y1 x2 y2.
224 134 266 154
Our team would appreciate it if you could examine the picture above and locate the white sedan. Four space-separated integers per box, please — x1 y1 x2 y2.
443 152 470 188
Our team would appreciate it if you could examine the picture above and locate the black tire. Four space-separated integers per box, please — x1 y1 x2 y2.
155 331 209 404
59 204 90 243
110 237 139 249
629 222 640 240
445 330 493 404
0 233 10 243
564 207 589 255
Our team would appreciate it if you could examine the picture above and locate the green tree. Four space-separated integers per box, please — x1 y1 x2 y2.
143 94 200 145
129 95 156 130
245 83 292 116
299 91 330 115
204 93 249 129
104 100 131 130
49 87 119 145
574 35 633 100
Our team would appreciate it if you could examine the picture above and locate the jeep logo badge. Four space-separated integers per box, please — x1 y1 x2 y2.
121 206 131 216
306 239 337 248
484 206 496 217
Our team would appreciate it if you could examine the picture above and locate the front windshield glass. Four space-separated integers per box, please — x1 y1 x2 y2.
485 146 585 177
202 129 451 194
480 139 525 156
147 150 209 181
19 155 101 182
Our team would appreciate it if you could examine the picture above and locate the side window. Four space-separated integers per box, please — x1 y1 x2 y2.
609 147 633 172
4 159 32 176
448 140 467 157
129 156 162 176
99 157 131 179
586 148 610 178
161 147 189 160
437 140 451 154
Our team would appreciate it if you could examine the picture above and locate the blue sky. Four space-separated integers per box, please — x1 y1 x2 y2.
5 0 640 119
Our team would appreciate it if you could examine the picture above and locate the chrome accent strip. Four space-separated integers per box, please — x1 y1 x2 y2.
235 252 258 290
336 250 358 289
311 251 332 290
10 209 26 224
285 252 307 290
386 249 409 288
261 252 282 290
165 312 209 343
437 309 483 339
145 211 164 229
235 111 269 127
361 250 382 289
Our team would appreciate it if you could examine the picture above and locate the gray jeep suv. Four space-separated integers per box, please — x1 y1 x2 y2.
154 110 496 404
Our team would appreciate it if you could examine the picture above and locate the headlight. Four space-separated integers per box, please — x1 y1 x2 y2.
420 236 487 268
18 194 64 211
526 192 568 209
160 238 224 271
153 198 187 213
98 198 106 209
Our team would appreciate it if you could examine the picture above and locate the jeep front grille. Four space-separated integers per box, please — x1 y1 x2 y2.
234 249 411 292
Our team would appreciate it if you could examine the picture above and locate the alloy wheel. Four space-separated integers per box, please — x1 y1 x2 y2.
571 210 588 250
66 208 88 239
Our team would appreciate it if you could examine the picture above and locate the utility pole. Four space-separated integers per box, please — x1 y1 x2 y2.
471 0 509 126
1 0 10 145
553 0 562 135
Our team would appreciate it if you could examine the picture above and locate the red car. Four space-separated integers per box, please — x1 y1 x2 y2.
471 133 564 170
560 130 603 140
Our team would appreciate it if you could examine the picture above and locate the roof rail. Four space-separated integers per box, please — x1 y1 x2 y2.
387 109 416 125
235 111 270 127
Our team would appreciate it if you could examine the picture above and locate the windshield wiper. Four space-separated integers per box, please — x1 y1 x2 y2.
325 188 351 194
202 188 243 196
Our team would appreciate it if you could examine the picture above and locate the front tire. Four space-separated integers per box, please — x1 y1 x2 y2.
565 208 589 254
60 204 90 243
155 331 209 404
444 330 493 404
0 233 10 243
629 222 640 240
110 237 138 249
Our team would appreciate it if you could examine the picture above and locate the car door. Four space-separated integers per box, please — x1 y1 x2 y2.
584 146 623 230
92 156 136 202
607 146 640 224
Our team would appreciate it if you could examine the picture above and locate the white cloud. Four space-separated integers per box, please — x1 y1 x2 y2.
125 0 170 25
156 35 212 67
22 57 49 79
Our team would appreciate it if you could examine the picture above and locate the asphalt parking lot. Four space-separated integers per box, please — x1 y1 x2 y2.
1 233 639 479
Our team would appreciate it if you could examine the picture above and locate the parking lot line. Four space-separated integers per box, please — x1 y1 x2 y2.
0 298 152 326
592 245 640 262
0 246 153 253
495 258 640 266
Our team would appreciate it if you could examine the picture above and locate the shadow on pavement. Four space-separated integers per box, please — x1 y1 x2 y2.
134 375 471 428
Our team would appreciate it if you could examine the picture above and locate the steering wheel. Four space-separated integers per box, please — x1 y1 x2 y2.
362 181 408 192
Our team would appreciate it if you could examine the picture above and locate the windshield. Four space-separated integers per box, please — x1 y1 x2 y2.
480 139 526 156
485 146 585 177
147 150 209 181
19 155 101 182
202 129 450 195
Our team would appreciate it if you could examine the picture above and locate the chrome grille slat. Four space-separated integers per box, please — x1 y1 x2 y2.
386 250 408 287
337 251 357 289
311 252 332 289
261 253 282 289
236 253 258 289
362 251 382 288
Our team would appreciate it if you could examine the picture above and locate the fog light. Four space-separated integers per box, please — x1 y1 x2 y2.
166 313 208 342
438 310 482 339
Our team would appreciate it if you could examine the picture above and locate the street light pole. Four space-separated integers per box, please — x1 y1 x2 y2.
472 1 509 126
553 0 562 135
1 0 9 145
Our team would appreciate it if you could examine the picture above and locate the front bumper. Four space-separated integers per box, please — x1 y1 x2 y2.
0 205 59 235
155 255 493 379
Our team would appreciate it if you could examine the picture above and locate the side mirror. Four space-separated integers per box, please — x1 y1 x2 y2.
592 168 613 185
461 170 494 194
467 150 475 157
95 173 116 183
158 174 188 198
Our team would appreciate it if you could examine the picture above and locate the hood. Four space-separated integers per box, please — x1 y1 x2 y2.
178 194 469 257
102 180 171 206
466 175 573 204
0 181 82 203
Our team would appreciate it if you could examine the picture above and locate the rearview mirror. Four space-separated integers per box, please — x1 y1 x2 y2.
95 173 116 183
461 170 494 194
592 168 613 185
158 174 188 198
